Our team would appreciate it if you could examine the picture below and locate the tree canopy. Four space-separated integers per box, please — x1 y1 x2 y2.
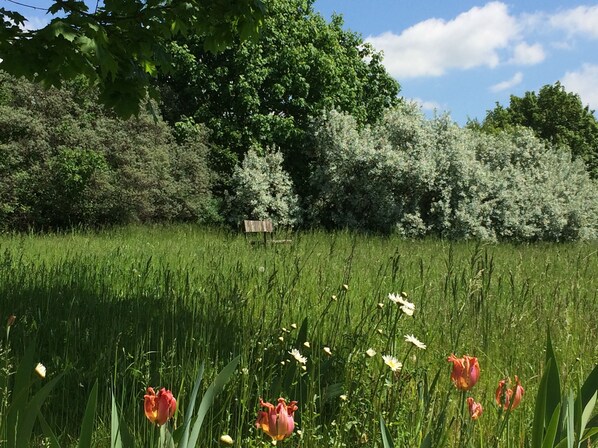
0 0 265 116
475 82 598 177
158 0 400 194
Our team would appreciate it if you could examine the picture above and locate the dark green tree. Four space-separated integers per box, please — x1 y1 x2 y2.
476 82 598 177
158 0 400 195
0 0 265 116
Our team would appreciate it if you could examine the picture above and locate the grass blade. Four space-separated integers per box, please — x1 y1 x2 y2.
77 380 98 448
532 360 551 448
380 416 395 448
177 363 204 448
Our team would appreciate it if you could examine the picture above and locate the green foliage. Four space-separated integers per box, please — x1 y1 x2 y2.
0 0 266 116
158 0 400 194
476 82 598 177
531 332 598 448
307 105 598 241
227 146 300 226
0 73 216 230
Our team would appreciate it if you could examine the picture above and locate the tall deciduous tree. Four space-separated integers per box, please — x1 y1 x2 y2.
158 0 400 195
476 82 598 177
0 0 265 116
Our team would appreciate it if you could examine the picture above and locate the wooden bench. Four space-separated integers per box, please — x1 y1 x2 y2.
244 219 292 245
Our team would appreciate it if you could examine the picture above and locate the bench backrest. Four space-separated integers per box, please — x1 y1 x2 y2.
244 219 273 233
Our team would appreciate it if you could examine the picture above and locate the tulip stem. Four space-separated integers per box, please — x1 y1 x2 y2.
458 390 466 447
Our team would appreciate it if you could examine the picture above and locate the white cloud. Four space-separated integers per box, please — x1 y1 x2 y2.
561 64 598 110
366 2 519 78
510 42 545 65
490 72 523 92
409 97 443 112
550 5 598 39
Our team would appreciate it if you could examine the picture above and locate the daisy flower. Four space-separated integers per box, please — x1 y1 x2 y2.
404 334 427 350
382 355 402 372
289 349 307 364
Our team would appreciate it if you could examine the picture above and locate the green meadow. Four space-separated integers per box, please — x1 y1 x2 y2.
1 225 597 446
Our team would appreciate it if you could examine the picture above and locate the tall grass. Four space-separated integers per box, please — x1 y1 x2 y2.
1 225 597 446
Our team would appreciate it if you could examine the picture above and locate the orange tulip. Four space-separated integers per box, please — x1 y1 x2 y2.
144 387 177 426
447 354 480 391
495 375 524 410
256 398 298 441
467 397 483 420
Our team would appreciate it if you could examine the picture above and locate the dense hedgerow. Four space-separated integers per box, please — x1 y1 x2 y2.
306 104 598 241
0 73 216 230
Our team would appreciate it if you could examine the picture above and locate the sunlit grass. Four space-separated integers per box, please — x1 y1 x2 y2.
1 224 597 446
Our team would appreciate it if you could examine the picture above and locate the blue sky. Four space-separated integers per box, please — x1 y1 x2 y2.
313 1 598 124
6 1 598 125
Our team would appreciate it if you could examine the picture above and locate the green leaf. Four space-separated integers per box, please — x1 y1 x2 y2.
580 364 598 411
37 411 61 448
111 392 134 448
581 427 598 443
15 374 63 448
542 403 562 448
545 330 562 431
380 416 395 448
6 344 35 448
77 381 98 448
177 363 204 448
50 20 78 42
159 424 175 448
532 360 551 448
187 356 240 448
579 391 597 447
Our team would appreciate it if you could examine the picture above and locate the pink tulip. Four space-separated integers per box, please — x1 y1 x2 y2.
447 354 480 391
495 375 524 410
256 398 298 441
467 397 483 420
144 387 177 426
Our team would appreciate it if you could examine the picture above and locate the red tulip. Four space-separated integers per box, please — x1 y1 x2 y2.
256 398 298 441
144 387 177 426
447 354 480 391
495 375 524 410
467 397 483 420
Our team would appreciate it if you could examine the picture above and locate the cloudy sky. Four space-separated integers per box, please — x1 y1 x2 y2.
314 1 598 124
6 1 598 125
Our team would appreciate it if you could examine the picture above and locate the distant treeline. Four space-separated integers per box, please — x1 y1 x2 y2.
1 0 598 241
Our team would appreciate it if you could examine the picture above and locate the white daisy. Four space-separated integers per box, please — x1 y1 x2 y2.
404 334 427 350
400 301 415 316
289 348 307 364
388 293 415 315
382 355 402 372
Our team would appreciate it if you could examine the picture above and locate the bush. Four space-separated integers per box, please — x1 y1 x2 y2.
0 73 217 229
306 105 598 241
226 146 300 227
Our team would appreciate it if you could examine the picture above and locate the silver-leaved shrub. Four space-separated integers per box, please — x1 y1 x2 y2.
307 104 598 241
227 146 300 226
